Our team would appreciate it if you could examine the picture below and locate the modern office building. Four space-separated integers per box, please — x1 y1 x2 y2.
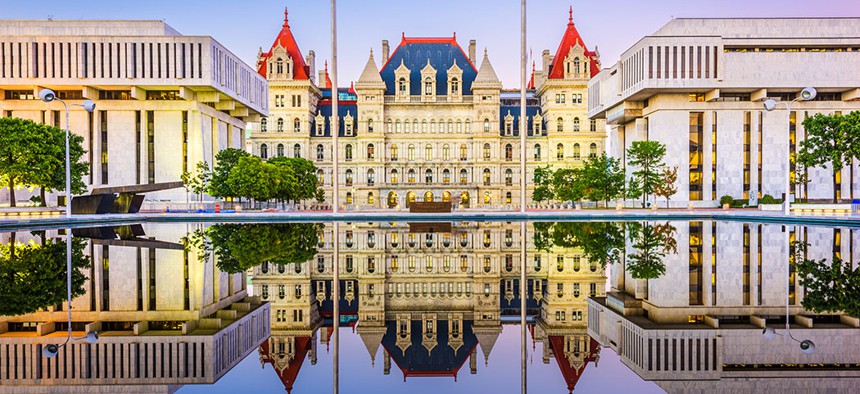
249 8 605 209
0 224 269 392
588 18 860 207
0 20 267 205
587 221 860 391
252 221 604 389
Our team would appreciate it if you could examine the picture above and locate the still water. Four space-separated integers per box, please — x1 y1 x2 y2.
0 220 857 393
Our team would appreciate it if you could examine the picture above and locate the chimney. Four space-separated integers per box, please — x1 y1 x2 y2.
318 70 327 87
469 40 476 64
307 50 316 83
542 50 551 74
382 40 389 64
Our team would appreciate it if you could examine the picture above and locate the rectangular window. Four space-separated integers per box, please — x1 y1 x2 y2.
648 46 653 79
705 46 710 78
711 221 717 306
102 245 110 311
88 111 94 185
696 46 702 78
743 111 751 199
135 111 141 184
757 112 763 198
681 46 686 79
743 224 751 305
656 46 661 79
182 111 188 172
148 247 156 310
147 111 155 184
690 222 704 305
711 112 717 201
664 46 669 79
145 91 181 100
672 46 677 78
100 111 108 184
789 111 796 197
689 112 704 200
99 90 133 100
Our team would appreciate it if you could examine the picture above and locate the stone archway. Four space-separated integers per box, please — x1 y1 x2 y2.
388 191 398 208
424 191 434 202
460 191 470 208
406 191 416 208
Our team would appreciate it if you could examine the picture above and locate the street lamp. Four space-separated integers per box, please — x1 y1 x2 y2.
39 88 96 218
42 330 99 358
763 87 816 215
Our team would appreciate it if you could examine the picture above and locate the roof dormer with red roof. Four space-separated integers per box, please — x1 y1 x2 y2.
257 7 311 81
547 7 600 80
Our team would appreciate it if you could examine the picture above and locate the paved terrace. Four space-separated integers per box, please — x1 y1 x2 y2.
2 208 860 231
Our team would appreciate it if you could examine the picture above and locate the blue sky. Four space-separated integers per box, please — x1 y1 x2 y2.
2 0 858 87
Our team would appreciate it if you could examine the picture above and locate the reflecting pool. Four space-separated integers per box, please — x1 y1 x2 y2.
0 220 858 393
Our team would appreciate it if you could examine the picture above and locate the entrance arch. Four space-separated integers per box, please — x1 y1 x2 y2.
424 191 434 202
442 191 451 203
387 191 398 208
406 191 416 208
460 191 470 208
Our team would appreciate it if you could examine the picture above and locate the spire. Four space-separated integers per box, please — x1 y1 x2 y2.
357 49 385 87
473 48 501 87
569 5 573 24
324 60 332 88
284 6 289 27
257 6 309 79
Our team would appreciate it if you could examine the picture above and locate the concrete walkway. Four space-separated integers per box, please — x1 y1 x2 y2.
2 208 860 231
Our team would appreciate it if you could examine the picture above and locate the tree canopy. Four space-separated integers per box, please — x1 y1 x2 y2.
626 141 667 206
798 111 860 202
208 148 251 200
580 153 626 206
0 237 90 316
534 221 624 268
626 222 677 279
794 241 860 317
197 223 322 273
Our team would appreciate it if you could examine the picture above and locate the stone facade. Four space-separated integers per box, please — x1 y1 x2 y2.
0 20 267 206
588 18 860 207
248 8 605 209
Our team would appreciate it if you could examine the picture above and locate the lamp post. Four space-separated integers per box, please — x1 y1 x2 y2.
38 89 98 358
763 87 816 215
38 88 96 218
762 225 815 354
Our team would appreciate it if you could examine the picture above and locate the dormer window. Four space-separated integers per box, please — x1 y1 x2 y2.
399 78 408 95
424 77 433 96
276 58 284 74
450 78 459 94
573 57 580 74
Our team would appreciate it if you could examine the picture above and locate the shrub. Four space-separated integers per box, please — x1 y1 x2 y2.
760 194 779 204
719 195 734 206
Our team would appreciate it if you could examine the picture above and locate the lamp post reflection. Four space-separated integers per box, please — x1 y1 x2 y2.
520 221 527 393
333 221 340 393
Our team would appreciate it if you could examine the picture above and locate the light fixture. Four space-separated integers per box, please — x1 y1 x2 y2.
42 330 100 358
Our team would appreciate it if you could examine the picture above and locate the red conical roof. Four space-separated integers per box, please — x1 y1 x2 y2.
257 7 310 80
548 336 599 393
260 337 313 393
548 7 599 79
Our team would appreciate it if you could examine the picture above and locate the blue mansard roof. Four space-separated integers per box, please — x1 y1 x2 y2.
379 36 478 96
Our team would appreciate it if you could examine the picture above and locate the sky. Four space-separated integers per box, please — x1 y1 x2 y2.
1 0 858 87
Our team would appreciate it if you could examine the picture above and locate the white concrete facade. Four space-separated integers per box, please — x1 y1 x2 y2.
589 18 860 207
0 20 268 205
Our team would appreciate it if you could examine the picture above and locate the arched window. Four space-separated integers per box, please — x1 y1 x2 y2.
345 144 353 161
425 169 433 184
368 192 375 205
276 143 284 157
367 169 375 185
534 144 542 160
505 169 513 186
459 169 468 184
276 58 284 74
408 169 416 184
442 169 451 183
451 77 459 94
505 191 512 204
460 144 468 160
367 143 375 159
277 118 284 132
346 192 353 204
293 144 301 158
483 168 491 186
387 191 398 208
316 144 324 161
390 169 399 184
430 119 437 132
442 144 450 160
345 169 353 186
573 117 580 132
483 118 490 132
483 143 491 159
505 144 513 160
408 144 415 161
460 191 470 207
261 118 268 132
398 78 408 95
390 144 399 161
424 77 433 96
573 143 581 159
573 57 580 74
448 119 454 133
421 119 427 132
425 144 432 160
557 143 565 159
483 191 491 204
317 169 324 184
442 191 451 202
589 143 598 158
556 117 563 132
367 118 374 132
294 118 301 132
386 119 393 132
424 191 434 202
260 143 269 159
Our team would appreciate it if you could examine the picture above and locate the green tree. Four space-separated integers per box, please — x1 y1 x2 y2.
268 157 322 203
552 168 585 203
208 148 251 200
654 166 679 208
581 153 626 207
798 112 860 203
793 241 860 317
37 125 88 207
626 221 677 279
626 141 667 207
181 161 211 204
532 166 555 203
202 223 322 273
534 221 624 268
227 156 280 206
0 236 91 316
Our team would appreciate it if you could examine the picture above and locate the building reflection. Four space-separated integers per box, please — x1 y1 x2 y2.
253 221 606 391
0 224 269 391
588 221 860 392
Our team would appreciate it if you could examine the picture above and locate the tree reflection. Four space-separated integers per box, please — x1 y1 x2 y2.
534 221 624 267
0 235 90 316
793 241 860 317
185 223 321 273
626 222 677 280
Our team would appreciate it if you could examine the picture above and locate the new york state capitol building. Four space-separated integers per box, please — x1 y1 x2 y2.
249 9 605 209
